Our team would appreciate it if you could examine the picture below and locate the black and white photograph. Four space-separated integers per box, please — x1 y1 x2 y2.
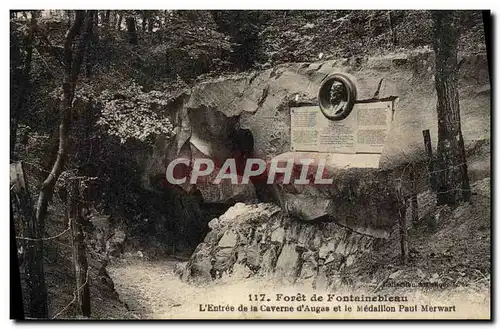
8 8 492 320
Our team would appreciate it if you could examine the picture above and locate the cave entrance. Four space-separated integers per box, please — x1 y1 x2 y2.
132 125 257 258
127 182 232 258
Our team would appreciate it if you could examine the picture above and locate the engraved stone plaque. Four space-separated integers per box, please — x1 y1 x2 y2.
290 100 394 154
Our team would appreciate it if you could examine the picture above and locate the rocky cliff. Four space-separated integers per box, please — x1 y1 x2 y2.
147 48 489 176
139 48 489 247
179 174 490 288
179 203 381 289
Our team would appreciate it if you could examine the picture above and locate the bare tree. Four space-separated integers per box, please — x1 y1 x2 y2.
10 11 38 160
9 11 42 319
11 161 48 318
126 16 138 45
103 10 110 30
35 10 92 231
431 10 471 205
116 13 123 31
69 179 91 317
27 11 93 318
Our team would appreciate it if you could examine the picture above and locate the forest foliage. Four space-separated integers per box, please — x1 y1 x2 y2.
9 10 487 319
11 9 485 148
10 8 486 245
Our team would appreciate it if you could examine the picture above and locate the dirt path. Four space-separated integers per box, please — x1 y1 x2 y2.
108 256 490 320
107 257 196 319
107 256 279 319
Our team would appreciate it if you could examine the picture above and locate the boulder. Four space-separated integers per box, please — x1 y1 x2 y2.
181 203 383 286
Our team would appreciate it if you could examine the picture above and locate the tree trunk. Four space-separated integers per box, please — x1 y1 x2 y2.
432 10 471 205
10 11 37 160
11 198 25 320
398 207 408 264
117 14 123 31
388 10 398 46
68 179 91 317
35 10 92 287
410 163 419 226
141 13 147 32
126 16 138 45
66 10 72 28
422 129 437 190
148 16 154 33
29 12 92 318
98 11 103 26
93 11 99 41
85 11 96 78
10 162 48 318
104 10 110 30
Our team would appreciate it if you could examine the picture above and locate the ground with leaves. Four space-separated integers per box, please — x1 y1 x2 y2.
105 146 490 319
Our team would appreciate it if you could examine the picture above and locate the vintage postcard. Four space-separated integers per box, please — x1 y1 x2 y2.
10 9 491 320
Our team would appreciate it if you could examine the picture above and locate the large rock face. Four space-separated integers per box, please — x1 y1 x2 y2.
142 48 490 251
181 203 379 287
145 49 490 182
149 49 489 170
